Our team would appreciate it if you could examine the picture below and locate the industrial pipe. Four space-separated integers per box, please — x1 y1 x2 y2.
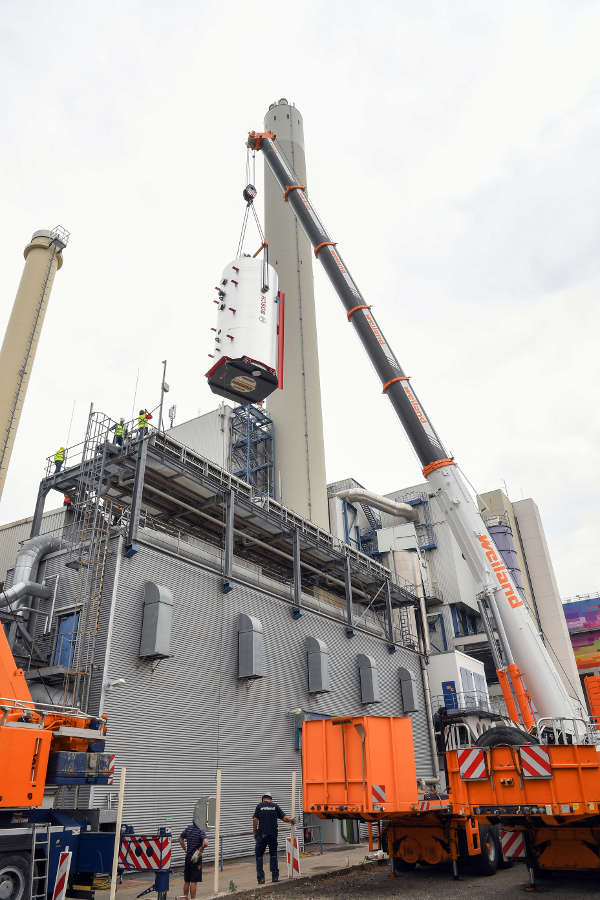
333 488 417 523
2 535 61 641
140 482 376 601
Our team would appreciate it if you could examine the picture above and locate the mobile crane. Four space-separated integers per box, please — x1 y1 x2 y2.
246 129 600 881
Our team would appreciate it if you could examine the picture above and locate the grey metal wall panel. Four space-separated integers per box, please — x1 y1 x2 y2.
89 539 433 864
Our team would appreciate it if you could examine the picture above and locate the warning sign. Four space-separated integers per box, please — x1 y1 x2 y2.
230 375 257 393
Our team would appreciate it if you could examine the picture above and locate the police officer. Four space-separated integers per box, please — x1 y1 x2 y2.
252 791 295 884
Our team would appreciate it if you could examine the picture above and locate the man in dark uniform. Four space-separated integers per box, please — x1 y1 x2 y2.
178 820 208 899
252 791 295 884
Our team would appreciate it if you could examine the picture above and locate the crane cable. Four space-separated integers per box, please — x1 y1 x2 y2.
235 149 270 290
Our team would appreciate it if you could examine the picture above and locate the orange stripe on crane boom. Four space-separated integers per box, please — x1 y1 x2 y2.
348 305 372 321
422 458 455 477
283 185 305 202
314 241 337 258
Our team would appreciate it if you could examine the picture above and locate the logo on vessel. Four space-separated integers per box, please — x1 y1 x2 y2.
477 535 523 609
260 295 267 316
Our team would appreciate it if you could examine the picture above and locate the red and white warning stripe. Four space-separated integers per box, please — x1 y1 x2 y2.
108 754 115 785
371 784 386 804
285 836 301 878
119 836 172 870
520 745 552 779
457 747 487 780
52 848 72 900
500 830 526 859
418 800 431 811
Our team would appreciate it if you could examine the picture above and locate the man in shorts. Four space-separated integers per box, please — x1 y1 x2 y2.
179 820 209 898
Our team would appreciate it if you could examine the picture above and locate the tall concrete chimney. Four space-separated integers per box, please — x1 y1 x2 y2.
263 100 328 528
0 227 68 501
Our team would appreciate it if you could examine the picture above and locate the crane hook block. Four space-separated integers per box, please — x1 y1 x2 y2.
243 183 257 205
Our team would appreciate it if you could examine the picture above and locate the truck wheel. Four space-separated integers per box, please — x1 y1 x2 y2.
472 828 499 876
476 725 538 747
0 854 30 900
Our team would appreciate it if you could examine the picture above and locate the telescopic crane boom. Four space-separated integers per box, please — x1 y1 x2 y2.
248 129 583 726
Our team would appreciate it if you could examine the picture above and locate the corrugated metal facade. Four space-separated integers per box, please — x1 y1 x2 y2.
3 525 433 863
85 536 433 864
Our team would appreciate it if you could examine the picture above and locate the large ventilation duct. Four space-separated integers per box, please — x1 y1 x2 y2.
0 227 68 501
334 488 418 523
0 535 62 642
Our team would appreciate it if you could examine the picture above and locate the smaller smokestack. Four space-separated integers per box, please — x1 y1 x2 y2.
0 227 69 501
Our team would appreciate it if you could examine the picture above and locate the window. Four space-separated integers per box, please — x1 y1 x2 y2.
306 637 329 693
53 612 79 667
460 667 476 708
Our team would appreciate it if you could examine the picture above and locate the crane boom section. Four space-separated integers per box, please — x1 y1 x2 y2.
249 130 583 724
248 131 447 470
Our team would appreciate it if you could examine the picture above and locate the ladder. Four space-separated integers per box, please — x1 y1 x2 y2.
29 824 51 900
61 410 115 709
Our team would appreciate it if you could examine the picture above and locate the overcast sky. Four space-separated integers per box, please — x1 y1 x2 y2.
1 0 598 597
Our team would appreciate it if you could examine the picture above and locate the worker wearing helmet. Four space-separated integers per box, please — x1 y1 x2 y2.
111 417 128 447
53 447 65 473
253 792 295 884
137 408 152 440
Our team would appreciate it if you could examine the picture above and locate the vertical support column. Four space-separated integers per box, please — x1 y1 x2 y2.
125 439 148 557
30 482 50 537
385 578 396 653
223 490 235 594
292 529 302 619
344 555 354 638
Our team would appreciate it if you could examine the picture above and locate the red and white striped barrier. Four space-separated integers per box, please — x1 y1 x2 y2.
285 836 301 878
457 747 487 780
108 754 115 785
119 836 172 870
371 784 386 805
500 829 526 859
520 745 552 779
52 848 72 900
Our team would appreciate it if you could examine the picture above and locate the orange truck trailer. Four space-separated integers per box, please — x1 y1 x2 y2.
302 715 500 878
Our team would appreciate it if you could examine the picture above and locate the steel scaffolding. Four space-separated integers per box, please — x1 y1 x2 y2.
230 404 274 498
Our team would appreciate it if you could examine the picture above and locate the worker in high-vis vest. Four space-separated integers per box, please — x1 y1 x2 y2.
111 418 128 447
137 409 152 439
53 447 65 473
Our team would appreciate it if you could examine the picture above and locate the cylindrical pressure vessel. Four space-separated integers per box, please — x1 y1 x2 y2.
0 228 67 501
206 255 283 404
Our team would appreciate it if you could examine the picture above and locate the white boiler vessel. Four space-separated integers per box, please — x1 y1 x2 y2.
206 256 284 405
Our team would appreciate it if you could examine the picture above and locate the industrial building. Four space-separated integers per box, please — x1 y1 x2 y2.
2 414 434 861
562 592 600 688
